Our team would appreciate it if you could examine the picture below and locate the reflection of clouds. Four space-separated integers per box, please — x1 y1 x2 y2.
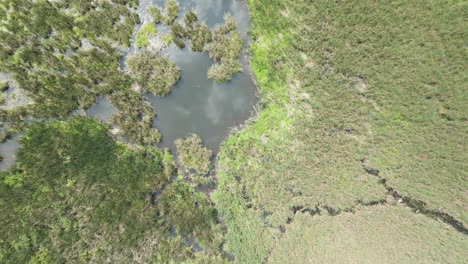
0 135 20 171
86 96 118 123
205 81 227 125
194 0 224 22
173 105 191 116
232 96 245 112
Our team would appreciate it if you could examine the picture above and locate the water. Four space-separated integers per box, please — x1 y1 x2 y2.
0 134 20 171
85 95 118 124
141 0 258 152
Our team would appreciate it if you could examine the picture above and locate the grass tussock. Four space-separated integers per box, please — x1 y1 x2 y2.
204 15 243 82
147 6 163 24
213 0 468 262
175 134 213 175
163 0 179 25
0 80 8 91
185 22 212 52
109 89 161 145
170 22 187 49
136 23 157 48
126 50 180 96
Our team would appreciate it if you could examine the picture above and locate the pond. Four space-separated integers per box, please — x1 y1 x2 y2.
138 0 258 153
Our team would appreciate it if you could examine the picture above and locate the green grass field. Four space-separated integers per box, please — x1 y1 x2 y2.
214 0 468 262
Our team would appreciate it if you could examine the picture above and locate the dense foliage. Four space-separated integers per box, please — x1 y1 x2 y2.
0 117 225 263
0 0 166 145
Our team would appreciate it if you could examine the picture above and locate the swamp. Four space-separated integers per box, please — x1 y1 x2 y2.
0 0 467 263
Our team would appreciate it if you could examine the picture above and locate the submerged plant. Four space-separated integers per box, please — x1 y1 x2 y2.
164 0 179 25
126 50 180 96
175 134 213 175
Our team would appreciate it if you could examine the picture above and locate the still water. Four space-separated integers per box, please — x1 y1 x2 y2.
141 0 257 152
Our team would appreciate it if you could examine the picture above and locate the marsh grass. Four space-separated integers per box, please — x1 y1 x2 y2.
163 0 179 25
0 81 8 91
175 134 213 176
214 0 468 262
136 23 157 48
204 15 243 82
185 22 212 52
170 22 187 49
108 89 161 145
126 50 180 96
0 117 225 263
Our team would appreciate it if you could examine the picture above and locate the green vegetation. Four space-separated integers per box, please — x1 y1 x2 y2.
147 5 163 24
170 22 187 49
126 50 180 96
185 21 212 52
2 0 466 263
109 89 162 145
182 10 212 52
204 15 243 81
175 134 213 175
135 23 157 48
0 0 161 145
157 181 220 248
0 81 6 104
214 0 468 262
0 117 225 263
0 80 8 91
269 205 467 263
162 34 172 46
163 0 179 25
